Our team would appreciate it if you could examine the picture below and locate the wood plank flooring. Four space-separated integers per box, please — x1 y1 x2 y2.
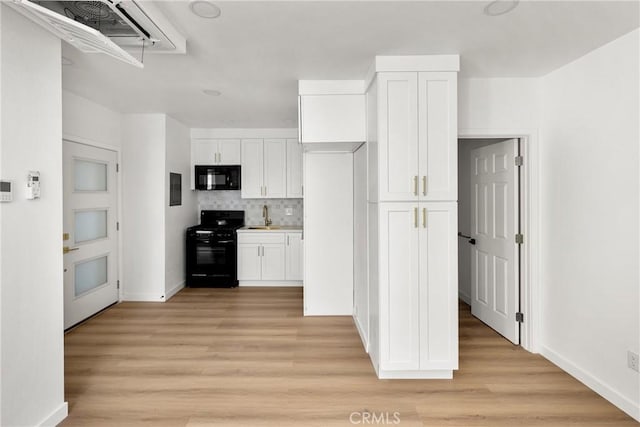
62 287 635 426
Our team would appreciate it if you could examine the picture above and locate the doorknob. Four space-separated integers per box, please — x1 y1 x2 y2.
63 246 79 254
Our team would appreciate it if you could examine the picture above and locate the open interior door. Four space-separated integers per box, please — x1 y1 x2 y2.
470 139 520 344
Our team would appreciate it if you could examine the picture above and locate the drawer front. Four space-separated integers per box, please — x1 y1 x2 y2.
238 232 286 244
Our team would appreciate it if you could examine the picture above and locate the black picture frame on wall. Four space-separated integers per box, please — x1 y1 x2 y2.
169 172 182 206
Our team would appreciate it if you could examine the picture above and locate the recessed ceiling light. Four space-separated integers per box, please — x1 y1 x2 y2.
62 57 73 66
203 89 222 97
189 1 221 19
484 0 519 16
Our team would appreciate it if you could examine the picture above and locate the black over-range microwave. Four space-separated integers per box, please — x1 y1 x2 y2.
195 165 241 191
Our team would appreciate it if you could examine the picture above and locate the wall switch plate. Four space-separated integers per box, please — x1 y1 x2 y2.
628 351 639 372
285 207 293 216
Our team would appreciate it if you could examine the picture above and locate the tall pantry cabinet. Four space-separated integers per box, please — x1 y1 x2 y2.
366 56 459 378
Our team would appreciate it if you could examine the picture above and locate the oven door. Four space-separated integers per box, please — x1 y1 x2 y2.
194 166 241 191
187 234 238 287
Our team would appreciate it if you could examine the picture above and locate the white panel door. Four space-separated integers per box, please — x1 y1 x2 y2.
419 202 458 369
263 139 287 198
261 243 286 281
378 73 419 202
418 72 457 201
285 232 303 281
192 140 217 165
379 202 420 370
238 243 262 281
470 139 519 344
286 139 303 198
63 141 119 329
241 139 264 198
218 139 241 165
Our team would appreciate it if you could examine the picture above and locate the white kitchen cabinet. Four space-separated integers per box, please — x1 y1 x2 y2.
192 139 241 165
241 139 288 199
378 202 458 373
285 232 303 281
377 72 457 202
299 94 366 143
263 139 287 198
237 232 286 282
286 139 303 198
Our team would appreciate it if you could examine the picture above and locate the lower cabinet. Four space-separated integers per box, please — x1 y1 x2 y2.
378 202 458 374
238 231 303 283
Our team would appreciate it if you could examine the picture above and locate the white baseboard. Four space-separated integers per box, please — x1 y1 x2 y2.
239 281 302 287
121 293 165 302
354 314 369 353
541 346 640 421
37 402 68 427
458 291 471 305
378 369 453 379
165 280 185 300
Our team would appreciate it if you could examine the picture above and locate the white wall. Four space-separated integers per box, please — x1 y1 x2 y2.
540 29 640 420
62 90 122 148
0 6 67 426
122 114 167 301
165 116 197 299
353 145 368 347
459 78 541 131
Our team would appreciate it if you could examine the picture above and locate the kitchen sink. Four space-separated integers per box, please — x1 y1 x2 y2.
247 226 281 230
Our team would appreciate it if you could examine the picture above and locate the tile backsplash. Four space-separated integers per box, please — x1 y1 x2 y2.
198 191 303 226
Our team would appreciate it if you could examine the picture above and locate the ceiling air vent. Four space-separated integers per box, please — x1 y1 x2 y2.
7 0 186 68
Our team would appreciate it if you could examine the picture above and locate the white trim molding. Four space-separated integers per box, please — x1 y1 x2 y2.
165 280 185 301
37 402 68 427
239 281 302 287
541 346 640 421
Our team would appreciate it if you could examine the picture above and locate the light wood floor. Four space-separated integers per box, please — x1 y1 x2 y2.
62 287 635 426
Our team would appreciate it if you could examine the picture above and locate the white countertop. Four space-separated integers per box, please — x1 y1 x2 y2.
237 225 303 232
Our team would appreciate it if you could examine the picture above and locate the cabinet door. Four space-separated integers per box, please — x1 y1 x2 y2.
286 139 303 198
378 73 420 202
379 202 420 371
418 202 458 370
418 72 457 201
192 140 218 165
237 243 262 281
241 139 264 198
218 139 241 165
261 243 285 281
285 232 303 281
263 139 287 198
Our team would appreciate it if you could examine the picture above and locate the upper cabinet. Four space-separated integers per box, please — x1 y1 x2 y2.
241 139 287 199
377 71 457 202
192 139 241 165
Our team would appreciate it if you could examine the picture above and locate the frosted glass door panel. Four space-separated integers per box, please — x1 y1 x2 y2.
74 159 107 192
75 210 108 243
75 256 108 297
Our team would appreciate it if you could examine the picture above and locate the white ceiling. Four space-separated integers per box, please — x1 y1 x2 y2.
61 1 639 128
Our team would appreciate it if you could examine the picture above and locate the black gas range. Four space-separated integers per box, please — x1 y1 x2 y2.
186 210 245 288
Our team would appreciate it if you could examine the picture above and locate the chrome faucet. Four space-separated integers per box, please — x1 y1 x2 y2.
262 205 272 226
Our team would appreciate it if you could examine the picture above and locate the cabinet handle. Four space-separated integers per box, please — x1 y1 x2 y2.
264 186 267 196
258 246 261 257
414 207 418 228
423 208 427 228
414 176 418 196
217 153 221 163
287 235 290 246
423 176 427 196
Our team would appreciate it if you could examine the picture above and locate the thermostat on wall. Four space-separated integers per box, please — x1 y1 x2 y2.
26 171 40 200
0 180 12 202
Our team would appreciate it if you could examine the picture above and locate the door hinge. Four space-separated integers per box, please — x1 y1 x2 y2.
116 222 120 231
515 155 523 167
116 163 119 173
117 280 120 290
516 312 524 323
515 233 524 244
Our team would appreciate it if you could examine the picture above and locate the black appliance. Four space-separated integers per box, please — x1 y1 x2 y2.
186 210 245 287
194 165 241 191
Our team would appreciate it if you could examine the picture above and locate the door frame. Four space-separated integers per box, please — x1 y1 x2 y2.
63 134 123 302
458 128 540 354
